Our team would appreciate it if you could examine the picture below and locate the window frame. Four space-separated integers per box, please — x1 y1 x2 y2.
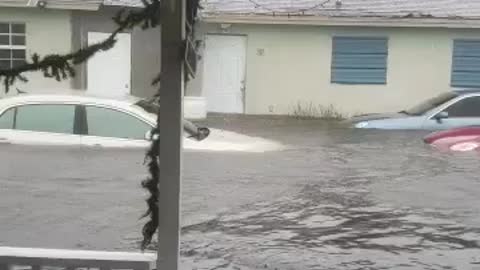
330 36 389 85
0 103 82 135
439 95 480 118
428 94 480 119
0 22 26 69
80 104 154 140
451 39 480 89
0 105 15 129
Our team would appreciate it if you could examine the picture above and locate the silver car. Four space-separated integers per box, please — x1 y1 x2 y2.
350 91 480 130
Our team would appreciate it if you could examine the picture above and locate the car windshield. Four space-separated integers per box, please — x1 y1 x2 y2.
404 92 458 116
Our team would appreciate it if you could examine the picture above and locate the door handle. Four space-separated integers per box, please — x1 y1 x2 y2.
0 137 11 144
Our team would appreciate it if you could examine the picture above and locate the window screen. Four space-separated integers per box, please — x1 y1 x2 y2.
331 37 388 85
451 40 480 88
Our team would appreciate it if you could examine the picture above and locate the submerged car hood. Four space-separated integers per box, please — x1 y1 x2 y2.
350 112 407 123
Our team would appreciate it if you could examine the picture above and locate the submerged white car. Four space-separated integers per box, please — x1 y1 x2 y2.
0 93 209 147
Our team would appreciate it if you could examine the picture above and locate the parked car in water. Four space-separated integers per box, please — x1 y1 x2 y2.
0 92 210 147
349 91 480 130
424 126 480 152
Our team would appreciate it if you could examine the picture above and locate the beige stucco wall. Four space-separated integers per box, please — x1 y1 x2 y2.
0 7 72 95
195 23 480 116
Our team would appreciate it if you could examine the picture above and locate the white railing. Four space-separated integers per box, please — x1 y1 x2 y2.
0 247 156 270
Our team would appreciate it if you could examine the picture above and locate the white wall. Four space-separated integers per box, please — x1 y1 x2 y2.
197 23 480 116
0 8 72 95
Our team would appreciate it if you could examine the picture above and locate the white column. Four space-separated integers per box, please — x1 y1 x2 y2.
157 0 185 269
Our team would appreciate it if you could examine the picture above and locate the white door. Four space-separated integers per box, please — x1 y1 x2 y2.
203 35 246 113
87 32 131 98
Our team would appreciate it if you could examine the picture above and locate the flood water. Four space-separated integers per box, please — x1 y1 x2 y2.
1 116 479 269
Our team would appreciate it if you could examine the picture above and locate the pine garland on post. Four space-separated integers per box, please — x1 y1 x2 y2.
141 127 161 249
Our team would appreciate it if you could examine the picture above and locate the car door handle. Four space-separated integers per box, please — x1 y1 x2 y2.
0 137 11 144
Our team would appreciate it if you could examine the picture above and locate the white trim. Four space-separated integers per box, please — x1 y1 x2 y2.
0 0 102 10
201 15 480 29
0 45 26 50
0 246 156 262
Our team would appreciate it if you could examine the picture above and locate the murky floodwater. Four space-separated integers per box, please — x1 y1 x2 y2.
1 116 479 269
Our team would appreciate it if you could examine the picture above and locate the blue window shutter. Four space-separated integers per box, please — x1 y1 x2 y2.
331 37 388 85
452 40 480 88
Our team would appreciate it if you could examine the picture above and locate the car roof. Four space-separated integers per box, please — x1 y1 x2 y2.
0 90 145 108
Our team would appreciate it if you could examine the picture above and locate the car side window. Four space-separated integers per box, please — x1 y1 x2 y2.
0 108 15 129
444 96 480 117
85 106 151 140
15 105 75 134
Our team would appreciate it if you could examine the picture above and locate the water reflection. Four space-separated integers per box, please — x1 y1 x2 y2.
177 120 480 269
181 181 480 269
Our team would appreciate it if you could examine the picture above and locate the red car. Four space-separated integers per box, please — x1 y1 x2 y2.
424 126 480 152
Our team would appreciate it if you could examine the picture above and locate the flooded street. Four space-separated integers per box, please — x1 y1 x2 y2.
1 116 479 269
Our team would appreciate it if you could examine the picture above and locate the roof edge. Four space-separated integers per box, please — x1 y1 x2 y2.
0 1 102 11
201 15 480 29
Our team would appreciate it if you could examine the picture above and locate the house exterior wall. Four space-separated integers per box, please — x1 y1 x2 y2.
196 23 480 116
72 6 161 99
0 7 72 95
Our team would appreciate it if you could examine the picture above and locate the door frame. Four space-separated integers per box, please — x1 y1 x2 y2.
202 33 248 114
86 31 132 96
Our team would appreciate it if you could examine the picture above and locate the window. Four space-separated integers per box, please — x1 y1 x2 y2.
331 37 388 85
0 22 26 70
0 108 14 129
85 106 151 140
443 96 480 117
15 105 75 134
406 92 458 116
451 40 480 88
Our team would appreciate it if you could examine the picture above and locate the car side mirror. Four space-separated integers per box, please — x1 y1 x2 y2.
434 111 449 123
195 127 210 141
145 130 152 141
145 129 159 141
